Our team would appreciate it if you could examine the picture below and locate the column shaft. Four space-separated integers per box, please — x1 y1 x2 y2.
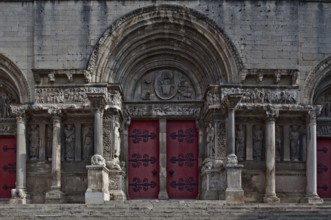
16 115 26 189
51 116 61 190
263 110 279 203
94 108 103 155
227 109 235 155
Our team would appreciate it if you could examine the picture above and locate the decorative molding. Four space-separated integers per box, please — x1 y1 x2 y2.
125 103 201 118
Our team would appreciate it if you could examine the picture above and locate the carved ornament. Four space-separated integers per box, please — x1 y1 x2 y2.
126 103 201 117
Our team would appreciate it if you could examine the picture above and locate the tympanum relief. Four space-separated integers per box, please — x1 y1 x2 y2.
135 70 195 101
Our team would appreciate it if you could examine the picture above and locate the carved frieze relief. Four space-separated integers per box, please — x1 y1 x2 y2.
0 121 15 134
221 87 298 105
35 87 108 104
135 70 195 101
126 103 201 117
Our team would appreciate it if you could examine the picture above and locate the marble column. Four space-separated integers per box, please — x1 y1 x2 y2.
305 110 323 204
45 110 65 203
9 107 28 204
263 109 280 203
94 107 103 155
87 94 106 157
224 94 244 203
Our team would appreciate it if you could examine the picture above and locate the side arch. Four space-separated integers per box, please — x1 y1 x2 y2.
303 55 331 104
87 5 243 100
0 53 31 104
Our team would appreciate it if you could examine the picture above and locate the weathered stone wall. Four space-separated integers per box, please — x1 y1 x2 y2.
0 0 330 99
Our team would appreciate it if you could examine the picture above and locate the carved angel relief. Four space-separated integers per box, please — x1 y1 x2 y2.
135 70 195 101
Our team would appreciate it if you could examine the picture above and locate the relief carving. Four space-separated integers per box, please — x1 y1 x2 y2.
207 91 220 106
126 104 200 117
107 90 122 107
253 125 264 161
138 70 195 101
235 124 245 161
64 124 75 160
316 92 331 117
290 125 301 161
29 124 39 160
0 87 16 118
103 111 113 160
317 125 331 136
206 123 215 158
0 123 15 134
222 87 298 104
35 87 107 104
215 121 226 159
83 126 93 161
276 125 283 161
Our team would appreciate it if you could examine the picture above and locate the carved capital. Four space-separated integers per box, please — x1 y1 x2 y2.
48 109 62 122
224 94 242 110
87 93 107 110
10 105 28 122
266 108 279 121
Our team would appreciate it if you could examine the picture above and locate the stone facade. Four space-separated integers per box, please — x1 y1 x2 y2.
0 0 331 204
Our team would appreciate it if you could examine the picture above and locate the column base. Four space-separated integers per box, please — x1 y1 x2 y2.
9 188 29 204
158 190 169 200
45 189 65 204
109 190 126 201
225 188 244 203
301 195 324 204
263 194 280 203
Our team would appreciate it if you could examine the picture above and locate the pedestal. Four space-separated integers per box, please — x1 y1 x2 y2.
45 189 65 204
9 189 29 204
85 165 110 204
225 155 244 203
200 168 225 200
109 170 126 201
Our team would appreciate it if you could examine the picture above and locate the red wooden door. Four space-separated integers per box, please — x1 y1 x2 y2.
0 136 16 198
166 120 199 199
128 120 159 199
317 138 331 198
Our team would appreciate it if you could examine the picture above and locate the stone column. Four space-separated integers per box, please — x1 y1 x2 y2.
305 110 323 204
158 119 168 199
263 109 280 203
87 93 106 156
45 110 65 203
224 94 244 203
9 106 28 204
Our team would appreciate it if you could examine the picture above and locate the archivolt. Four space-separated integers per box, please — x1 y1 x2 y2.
87 5 243 100
302 55 331 104
0 53 31 103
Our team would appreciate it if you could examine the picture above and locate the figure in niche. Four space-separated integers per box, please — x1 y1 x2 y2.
46 125 52 160
0 90 10 118
29 124 39 160
206 123 215 158
141 76 153 100
290 125 301 161
64 124 75 160
275 126 282 161
235 124 245 161
253 125 264 161
83 126 93 161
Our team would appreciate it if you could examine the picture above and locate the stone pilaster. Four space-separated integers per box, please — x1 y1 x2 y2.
9 105 28 204
45 110 65 203
263 108 280 203
304 110 323 204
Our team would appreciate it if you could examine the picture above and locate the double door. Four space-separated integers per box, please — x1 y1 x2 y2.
128 120 198 199
0 136 16 198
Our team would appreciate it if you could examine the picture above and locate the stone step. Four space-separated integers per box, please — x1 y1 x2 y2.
1 201 331 220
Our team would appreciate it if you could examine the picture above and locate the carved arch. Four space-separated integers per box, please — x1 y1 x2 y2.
303 55 331 104
87 5 243 100
0 53 31 103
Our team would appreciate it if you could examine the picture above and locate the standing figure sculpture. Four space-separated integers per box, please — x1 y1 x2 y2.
253 125 264 161
29 124 39 160
206 123 215 158
235 124 245 161
290 125 301 161
275 126 282 161
64 124 75 160
83 126 93 161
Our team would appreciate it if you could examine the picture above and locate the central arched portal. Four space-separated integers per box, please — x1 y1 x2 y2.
88 5 242 199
